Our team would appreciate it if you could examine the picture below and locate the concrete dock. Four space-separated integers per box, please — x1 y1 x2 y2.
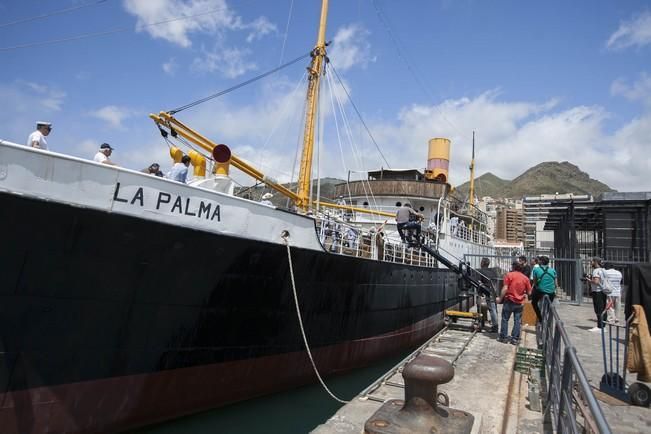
313 301 650 433
312 321 544 433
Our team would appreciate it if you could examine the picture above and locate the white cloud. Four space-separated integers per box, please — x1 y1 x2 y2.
90 105 136 129
611 72 651 106
606 11 651 50
244 16 276 43
162 57 178 75
123 0 276 48
191 46 256 78
329 24 376 71
0 80 66 142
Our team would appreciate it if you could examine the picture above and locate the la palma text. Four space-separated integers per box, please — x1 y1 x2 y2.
113 182 221 221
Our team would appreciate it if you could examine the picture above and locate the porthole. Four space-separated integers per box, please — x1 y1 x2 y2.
419 206 425 211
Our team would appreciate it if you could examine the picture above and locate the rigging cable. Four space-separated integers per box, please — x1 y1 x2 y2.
169 52 312 114
282 232 349 404
0 0 110 29
0 4 242 52
327 71 382 216
370 0 470 141
278 0 295 65
329 63 390 169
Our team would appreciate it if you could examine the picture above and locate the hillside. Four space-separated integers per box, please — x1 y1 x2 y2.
455 161 615 199
235 177 345 207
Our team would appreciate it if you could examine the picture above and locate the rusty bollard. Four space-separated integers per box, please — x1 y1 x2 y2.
364 354 474 434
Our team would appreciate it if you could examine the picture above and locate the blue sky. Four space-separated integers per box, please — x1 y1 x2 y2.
1 0 650 192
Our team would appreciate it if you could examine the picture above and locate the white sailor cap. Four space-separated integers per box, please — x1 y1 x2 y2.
36 121 52 127
262 192 273 200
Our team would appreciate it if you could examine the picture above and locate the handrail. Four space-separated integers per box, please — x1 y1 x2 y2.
537 296 611 433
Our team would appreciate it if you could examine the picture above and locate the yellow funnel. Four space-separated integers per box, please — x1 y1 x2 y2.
425 138 450 183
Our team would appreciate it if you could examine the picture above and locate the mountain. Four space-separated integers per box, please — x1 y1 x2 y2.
455 161 615 199
236 177 345 206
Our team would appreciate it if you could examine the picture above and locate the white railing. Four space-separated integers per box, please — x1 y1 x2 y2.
315 217 437 268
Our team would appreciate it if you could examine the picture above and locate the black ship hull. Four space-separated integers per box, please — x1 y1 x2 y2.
0 192 460 433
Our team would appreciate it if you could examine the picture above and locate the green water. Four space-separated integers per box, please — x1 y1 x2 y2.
128 353 406 434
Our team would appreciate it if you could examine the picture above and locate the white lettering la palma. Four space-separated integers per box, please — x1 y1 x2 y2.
113 182 221 221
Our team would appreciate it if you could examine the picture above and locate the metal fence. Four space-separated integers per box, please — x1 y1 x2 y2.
538 296 611 434
463 254 584 303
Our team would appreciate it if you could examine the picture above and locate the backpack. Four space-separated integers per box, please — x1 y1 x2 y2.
599 269 614 295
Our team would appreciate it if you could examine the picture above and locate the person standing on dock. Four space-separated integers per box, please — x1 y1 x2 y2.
27 121 52 150
497 261 532 345
588 257 608 332
518 255 531 280
530 255 558 321
479 257 499 333
603 261 623 324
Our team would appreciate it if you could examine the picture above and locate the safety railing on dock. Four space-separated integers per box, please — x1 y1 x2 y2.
538 296 611 434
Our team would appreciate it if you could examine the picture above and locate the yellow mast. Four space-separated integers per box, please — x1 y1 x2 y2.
296 0 329 211
468 131 476 208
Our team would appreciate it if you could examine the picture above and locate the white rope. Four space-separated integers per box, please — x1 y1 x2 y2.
281 233 349 404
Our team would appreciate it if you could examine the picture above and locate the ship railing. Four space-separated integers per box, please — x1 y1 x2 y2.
450 222 488 245
315 217 437 268
537 296 611 434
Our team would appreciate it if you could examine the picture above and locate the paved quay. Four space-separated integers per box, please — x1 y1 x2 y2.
555 302 651 433
312 320 544 434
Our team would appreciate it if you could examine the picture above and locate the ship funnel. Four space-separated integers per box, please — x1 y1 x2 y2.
425 138 450 183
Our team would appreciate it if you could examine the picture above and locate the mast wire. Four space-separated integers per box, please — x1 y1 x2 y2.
0 4 245 52
0 0 110 29
329 63 390 169
278 0 295 66
370 0 470 141
169 52 311 114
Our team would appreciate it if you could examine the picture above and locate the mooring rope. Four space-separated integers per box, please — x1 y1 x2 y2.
281 231 349 404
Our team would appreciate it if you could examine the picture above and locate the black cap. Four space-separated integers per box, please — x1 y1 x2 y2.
100 143 114 150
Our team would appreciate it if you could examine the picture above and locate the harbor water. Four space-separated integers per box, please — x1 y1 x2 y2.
127 353 408 434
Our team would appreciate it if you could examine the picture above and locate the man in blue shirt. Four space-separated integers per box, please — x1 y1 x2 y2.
167 155 191 183
531 255 558 321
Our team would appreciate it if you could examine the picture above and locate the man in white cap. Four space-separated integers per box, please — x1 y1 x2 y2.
260 192 273 206
94 143 117 166
27 121 52 150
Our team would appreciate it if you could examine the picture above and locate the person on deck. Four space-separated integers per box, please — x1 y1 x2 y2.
141 163 164 177
395 203 423 243
588 257 608 332
530 255 558 321
26 121 52 150
167 155 191 183
93 143 117 166
260 192 273 206
497 261 532 345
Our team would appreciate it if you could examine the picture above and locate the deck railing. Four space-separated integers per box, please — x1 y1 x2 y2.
315 218 437 268
538 296 611 433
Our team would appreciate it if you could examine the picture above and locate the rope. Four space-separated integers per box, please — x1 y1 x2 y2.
0 0 110 29
281 232 349 404
330 63 390 168
169 52 311 114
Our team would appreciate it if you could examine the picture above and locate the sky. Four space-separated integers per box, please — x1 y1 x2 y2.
1 0 650 193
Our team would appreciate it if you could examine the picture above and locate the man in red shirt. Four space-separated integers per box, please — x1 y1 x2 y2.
497 261 532 345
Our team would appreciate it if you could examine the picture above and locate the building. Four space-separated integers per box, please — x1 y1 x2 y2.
495 207 524 243
544 192 651 262
522 194 592 252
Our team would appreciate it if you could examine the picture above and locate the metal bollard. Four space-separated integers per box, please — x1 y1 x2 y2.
364 354 474 434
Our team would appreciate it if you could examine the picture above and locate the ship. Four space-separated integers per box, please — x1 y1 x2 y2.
0 1 494 433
